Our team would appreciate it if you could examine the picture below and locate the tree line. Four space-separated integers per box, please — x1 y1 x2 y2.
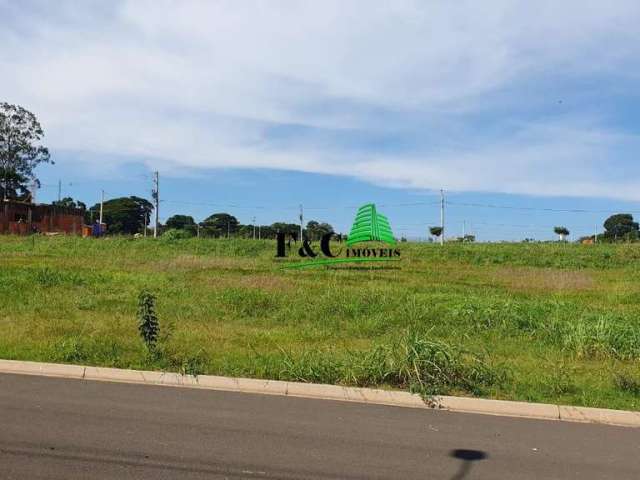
165 212 335 240
63 195 334 239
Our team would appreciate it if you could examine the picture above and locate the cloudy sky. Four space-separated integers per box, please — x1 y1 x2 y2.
2 1 640 239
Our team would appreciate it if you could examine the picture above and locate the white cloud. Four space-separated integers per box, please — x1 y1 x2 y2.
1 0 640 199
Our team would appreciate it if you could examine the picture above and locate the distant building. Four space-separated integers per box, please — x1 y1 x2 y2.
0 200 84 235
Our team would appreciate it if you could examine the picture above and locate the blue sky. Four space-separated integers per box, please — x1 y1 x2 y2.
2 1 640 240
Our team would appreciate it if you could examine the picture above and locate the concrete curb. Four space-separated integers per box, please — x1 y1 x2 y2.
1 359 638 428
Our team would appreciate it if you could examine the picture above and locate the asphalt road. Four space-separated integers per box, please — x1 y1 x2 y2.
0 373 638 479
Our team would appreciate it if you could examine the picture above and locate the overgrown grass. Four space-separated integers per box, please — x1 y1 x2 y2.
1 236 639 410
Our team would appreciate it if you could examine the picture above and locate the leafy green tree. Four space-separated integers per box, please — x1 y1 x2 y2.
429 226 443 238
88 196 153 234
166 215 196 230
258 225 275 239
271 222 299 240
52 197 86 210
237 224 255 238
0 103 52 200
553 226 570 241
201 212 239 237
305 220 334 241
604 214 639 241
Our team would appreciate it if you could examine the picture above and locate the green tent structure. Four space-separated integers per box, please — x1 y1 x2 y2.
346 203 396 246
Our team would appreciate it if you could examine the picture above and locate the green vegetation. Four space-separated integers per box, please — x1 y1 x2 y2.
1 102 52 202
1 236 639 410
137 290 159 351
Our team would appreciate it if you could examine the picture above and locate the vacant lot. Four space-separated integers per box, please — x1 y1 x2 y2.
1 236 639 410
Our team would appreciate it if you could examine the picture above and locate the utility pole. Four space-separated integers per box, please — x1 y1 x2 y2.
594 224 598 244
197 222 200 238
258 225 261 240
144 212 148 237
462 220 466 239
227 220 230 238
252 216 256 240
299 204 304 242
57 179 62 202
99 190 104 225
440 189 445 246
152 171 159 238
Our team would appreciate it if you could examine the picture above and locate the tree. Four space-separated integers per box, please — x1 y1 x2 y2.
88 196 153 234
0 103 52 201
237 224 254 238
258 225 275 239
52 197 86 210
429 226 443 238
271 222 299 240
553 226 570 241
166 214 196 230
603 214 639 241
305 220 334 241
201 212 239 237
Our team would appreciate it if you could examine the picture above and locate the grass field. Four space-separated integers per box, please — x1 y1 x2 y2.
1 235 639 410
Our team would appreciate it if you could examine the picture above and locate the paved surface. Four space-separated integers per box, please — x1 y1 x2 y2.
0 373 638 479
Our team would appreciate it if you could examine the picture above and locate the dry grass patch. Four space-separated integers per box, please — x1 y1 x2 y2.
490 267 595 292
235 274 296 292
154 254 261 272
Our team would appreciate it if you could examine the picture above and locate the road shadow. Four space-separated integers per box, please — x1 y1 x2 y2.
449 449 488 480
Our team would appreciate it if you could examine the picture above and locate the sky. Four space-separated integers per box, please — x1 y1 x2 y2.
2 0 640 240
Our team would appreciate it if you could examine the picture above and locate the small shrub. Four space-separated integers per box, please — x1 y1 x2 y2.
137 289 160 350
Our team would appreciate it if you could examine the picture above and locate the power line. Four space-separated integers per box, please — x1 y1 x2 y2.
446 200 637 214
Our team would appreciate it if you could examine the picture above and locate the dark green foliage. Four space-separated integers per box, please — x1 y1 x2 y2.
554 226 570 238
201 212 239 237
137 290 159 350
0 103 52 200
429 226 443 237
270 222 299 238
603 214 639 241
305 220 334 241
52 197 86 210
88 196 153 234
162 228 194 240
165 214 196 230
